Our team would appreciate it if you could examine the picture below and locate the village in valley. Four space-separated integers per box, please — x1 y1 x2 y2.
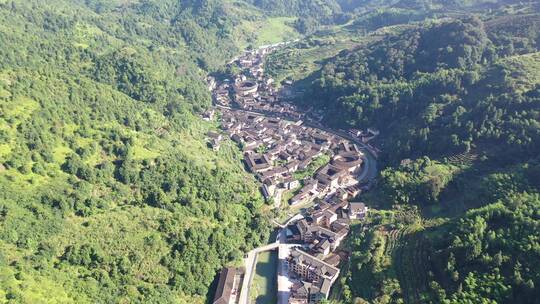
207 43 379 304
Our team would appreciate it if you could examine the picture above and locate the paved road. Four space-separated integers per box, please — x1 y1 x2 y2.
273 213 304 229
274 188 284 209
215 104 378 181
277 228 302 304
237 228 304 304
277 244 302 304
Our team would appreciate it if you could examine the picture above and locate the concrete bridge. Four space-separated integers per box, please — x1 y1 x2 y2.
237 242 279 304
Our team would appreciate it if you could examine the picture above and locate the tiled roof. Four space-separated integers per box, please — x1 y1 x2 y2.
212 267 236 304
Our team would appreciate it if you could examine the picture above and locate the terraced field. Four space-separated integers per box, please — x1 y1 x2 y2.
393 229 430 303
349 221 431 303
447 150 478 167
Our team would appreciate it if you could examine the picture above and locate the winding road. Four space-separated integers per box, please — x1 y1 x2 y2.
214 44 379 304
222 103 378 304
215 104 378 180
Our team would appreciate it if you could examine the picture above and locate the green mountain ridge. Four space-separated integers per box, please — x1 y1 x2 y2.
271 3 539 303
0 0 279 302
301 14 539 163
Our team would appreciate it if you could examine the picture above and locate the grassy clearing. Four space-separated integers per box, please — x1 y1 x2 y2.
277 195 317 225
497 51 540 91
0 264 84 304
235 16 300 49
265 39 359 84
131 136 161 160
0 143 11 159
0 88 10 99
251 250 278 304
0 168 49 190
2 96 39 120
52 145 73 164
256 17 299 45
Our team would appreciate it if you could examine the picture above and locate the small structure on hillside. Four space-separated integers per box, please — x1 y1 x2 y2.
349 202 368 220
207 131 223 151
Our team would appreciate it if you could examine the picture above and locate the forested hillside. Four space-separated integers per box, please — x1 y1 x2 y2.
0 0 275 303
305 14 540 164
340 157 540 303
289 3 540 304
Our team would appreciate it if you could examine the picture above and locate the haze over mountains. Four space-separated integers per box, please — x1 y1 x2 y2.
0 0 538 304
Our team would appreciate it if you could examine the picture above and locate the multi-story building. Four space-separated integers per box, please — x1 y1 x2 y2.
287 249 340 303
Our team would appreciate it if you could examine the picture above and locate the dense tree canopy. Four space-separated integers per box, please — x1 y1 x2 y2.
0 0 272 302
280 3 540 303
302 15 540 164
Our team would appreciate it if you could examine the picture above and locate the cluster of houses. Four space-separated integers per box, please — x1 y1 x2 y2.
214 81 232 106
210 40 381 150
210 199 369 304
213 43 307 120
210 42 375 304
285 197 368 303
287 249 340 304
290 148 364 206
218 108 365 207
